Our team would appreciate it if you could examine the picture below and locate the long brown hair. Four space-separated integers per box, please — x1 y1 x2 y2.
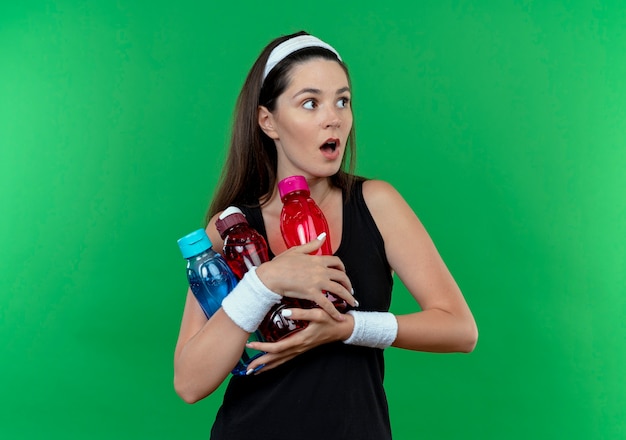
206 31 359 223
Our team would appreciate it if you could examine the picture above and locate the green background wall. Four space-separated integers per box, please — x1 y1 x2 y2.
1 1 624 438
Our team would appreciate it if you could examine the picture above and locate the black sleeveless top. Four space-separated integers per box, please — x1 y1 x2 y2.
210 180 394 439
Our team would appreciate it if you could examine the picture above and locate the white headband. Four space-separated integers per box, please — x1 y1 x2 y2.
263 35 342 82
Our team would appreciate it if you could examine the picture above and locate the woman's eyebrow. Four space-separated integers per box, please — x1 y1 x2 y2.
292 86 350 99
292 87 321 98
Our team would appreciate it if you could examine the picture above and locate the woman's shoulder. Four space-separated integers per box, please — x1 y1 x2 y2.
361 179 417 227
206 211 225 252
361 179 403 207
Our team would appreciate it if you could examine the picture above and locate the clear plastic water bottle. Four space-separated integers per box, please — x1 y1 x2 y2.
215 207 270 279
177 228 264 376
215 207 309 342
278 175 349 312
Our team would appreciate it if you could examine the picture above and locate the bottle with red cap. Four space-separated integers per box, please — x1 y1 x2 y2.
215 206 309 342
278 175 349 312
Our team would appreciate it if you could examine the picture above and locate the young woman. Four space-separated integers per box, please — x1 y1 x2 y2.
174 31 478 439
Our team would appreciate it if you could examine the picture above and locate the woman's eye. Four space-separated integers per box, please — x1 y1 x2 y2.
336 97 350 108
303 100 316 109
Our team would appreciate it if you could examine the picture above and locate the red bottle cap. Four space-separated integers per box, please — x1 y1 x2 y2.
215 206 248 238
278 175 310 199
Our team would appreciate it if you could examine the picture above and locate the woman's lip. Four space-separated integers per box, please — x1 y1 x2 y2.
321 138 341 148
321 149 341 160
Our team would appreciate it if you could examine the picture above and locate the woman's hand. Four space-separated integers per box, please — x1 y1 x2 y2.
244 307 355 374
255 233 356 322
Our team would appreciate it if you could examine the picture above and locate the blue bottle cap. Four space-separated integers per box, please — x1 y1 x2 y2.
177 229 212 259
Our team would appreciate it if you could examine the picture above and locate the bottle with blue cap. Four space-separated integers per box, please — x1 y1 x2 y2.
177 228 264 376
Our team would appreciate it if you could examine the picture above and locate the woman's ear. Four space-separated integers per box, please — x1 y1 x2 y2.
258 105 279 140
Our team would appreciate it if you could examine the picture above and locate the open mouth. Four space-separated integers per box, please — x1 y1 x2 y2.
320 139 340 153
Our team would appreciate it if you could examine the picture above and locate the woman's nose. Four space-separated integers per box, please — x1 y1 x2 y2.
322 106 341 128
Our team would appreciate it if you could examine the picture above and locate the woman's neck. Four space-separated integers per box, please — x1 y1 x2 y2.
306 177 334 204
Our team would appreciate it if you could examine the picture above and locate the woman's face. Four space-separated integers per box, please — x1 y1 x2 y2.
259 58 353 180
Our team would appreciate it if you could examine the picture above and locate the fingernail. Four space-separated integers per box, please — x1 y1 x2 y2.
317 232 327 241
281 309 292 317
354 299 360 308
246 368 254 376
351 288 355 295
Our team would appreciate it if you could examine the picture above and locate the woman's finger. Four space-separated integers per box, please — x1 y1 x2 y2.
321 274 356 307
292 232 327 255
310 292 346 321
280 307 326 322
245 329 304 354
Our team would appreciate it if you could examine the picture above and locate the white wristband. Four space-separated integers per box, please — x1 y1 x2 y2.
221 267 282 333
343 310 398 349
